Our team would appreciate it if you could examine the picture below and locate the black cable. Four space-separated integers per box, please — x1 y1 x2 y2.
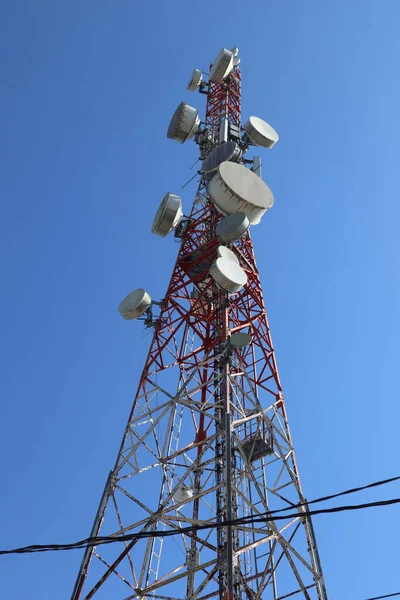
1 494 400 556
240 475 400 521
181 170 201 190
365 594 400 599
303 475 400 510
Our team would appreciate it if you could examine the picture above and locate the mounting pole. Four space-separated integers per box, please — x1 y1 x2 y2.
220 117 228 143
253 155 262 178
222 304 234 600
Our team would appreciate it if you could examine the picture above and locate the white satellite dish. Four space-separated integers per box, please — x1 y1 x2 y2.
244 116 279 149
233 57 241 68
167 102 200 144
209 48 234 83
230 47 239 58
201 141 242 173
216 212 250 242
173 486 193 503
217 245 239 265
187 68 202 92
118 288 151 320
230 332 252 348
208 162 274 225
210 257 247 293
152 193 183 237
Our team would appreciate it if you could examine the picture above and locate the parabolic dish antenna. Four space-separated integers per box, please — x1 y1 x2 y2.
216 212 250 242
167 102 200 144
244 116 279 149
173 486 193 503
217 245 239 265
152 193 183 237
233 57 241 68
209 48 234 83
118 288 151 320
208 162 274 225
230 332 252 348
202 141 242 173
210 257 247 293
187 68 203 92
230 47 239 58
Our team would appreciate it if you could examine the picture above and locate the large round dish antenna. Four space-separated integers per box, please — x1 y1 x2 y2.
118 288 151 320
216 212 250 242
167 102 200 144
217 245 239 265
208 162 274 225
209 48 234 83
244 116 279 149
202 141 242 174
187 68 202 92
151 193 183 237
210 257 247 293
230 332 252 348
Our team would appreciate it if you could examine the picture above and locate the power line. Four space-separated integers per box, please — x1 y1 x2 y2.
264 475 400 518
365 594 400 600
0 475 399 556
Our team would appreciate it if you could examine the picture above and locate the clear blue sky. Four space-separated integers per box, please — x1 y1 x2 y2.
1 1 399 598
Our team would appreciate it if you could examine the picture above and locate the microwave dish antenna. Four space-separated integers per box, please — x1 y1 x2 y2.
173 486 193 503
118 288 152 320
217 245 239 265
230 46 239 57
207 161 274 224
244 116 279 149
151 193 183 237
187 68 203 92
209 48 234 83
216 212 250 242
210 257 247 293
167 102 200 144
230 332 252 348
201 141 242 173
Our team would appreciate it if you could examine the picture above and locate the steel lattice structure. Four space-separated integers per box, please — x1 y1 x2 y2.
71 49 328 600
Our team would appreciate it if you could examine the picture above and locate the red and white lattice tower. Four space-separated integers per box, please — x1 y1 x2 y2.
71 47 328 600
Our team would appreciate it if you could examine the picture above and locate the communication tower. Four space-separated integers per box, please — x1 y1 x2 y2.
71 47 328 600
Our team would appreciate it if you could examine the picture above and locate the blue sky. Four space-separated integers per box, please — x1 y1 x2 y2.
1 1 400 598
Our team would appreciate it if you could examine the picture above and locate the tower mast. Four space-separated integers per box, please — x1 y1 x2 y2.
71 46 328 600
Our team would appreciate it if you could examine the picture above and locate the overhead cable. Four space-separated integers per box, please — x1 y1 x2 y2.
365 594 400 600
1 489 400 556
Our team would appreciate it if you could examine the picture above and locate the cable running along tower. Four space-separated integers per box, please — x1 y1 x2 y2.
71 47 328 600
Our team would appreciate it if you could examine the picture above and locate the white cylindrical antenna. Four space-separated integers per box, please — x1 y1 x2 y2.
167 102 200 144
217 245 239 265
201 141 241 174
208 161 274 224
173 486 193 503
216 212 250 242
244 117 279 149
230 332 252 348
210 257 247 293
209 48 234 83
187 69 202 92
151 193 183 237
118 289 152 320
